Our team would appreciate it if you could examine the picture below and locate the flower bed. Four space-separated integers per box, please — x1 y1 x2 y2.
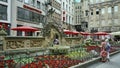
22 55 81 68
49 46 70 54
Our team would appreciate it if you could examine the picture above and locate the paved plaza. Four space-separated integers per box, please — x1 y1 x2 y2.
87 53 120 68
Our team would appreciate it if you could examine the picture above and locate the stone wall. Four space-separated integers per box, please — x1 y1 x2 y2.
1 36 83 51
3 36 45 50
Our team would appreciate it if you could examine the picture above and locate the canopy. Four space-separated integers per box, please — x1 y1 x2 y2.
63 29 73 34
11 26 39 32
79 32 91 35
72 31 79 35
109 31 120 35
93 32 109 35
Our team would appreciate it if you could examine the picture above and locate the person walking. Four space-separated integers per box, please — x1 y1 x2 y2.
105 38 111 61
100 39 107 62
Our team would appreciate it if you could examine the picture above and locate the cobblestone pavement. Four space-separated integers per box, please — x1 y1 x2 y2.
87 52 120 68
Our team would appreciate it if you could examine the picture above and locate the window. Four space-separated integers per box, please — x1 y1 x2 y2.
0 4 7 20
17 7 25 20
96 9 99 14
108 7 111 13
42 3 45 11
66 4 68 11
69 16 71 24
85 10 88 16
75 7 77 9
37 1 40 9
0 0 7 2
17 0 23 2
96 11 99 14
24 10 30 20
91 12 93 15
69 7 70 11
101 8 105 14
114 6 118 12
96 0 99 3
85 1 87 7
90 0 93 4
17 25 22 36
17 7 45 23
24 0 29 4
101 0 104 2
31 0 35 6
63 2 64 9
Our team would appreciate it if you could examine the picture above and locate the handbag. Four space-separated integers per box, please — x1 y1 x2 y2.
100 50 107 57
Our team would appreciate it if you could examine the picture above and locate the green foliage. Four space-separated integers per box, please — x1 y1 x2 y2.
49 46 70 55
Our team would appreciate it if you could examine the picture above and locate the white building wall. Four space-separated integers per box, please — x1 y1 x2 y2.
61 0 74 25
0 1 11 24
10 0 47 36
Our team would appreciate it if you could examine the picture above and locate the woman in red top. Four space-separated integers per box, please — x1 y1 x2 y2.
100 39 107 62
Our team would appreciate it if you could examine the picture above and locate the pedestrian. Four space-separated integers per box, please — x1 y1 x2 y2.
53 38 59 45
100 39 107 62
105 38 111 62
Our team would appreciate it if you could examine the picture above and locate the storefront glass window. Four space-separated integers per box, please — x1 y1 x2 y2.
0 0 7 2
0 4 7 20
17 7 45 23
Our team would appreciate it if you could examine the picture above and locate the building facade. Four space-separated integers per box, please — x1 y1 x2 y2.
0 0 76 36
74 2 82 25
74 0 120 33
0 0 11 35
11 0 47 36
61 0 74 30
0 0 47 36
49 0 61 24
74 0 89 32
89 0 120 32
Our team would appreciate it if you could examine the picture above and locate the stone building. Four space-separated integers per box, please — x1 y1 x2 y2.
49 0 61 24
74 0 120 33
89 0 120 32
74 0 89 32
11 0 47 36
0 0 47 36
